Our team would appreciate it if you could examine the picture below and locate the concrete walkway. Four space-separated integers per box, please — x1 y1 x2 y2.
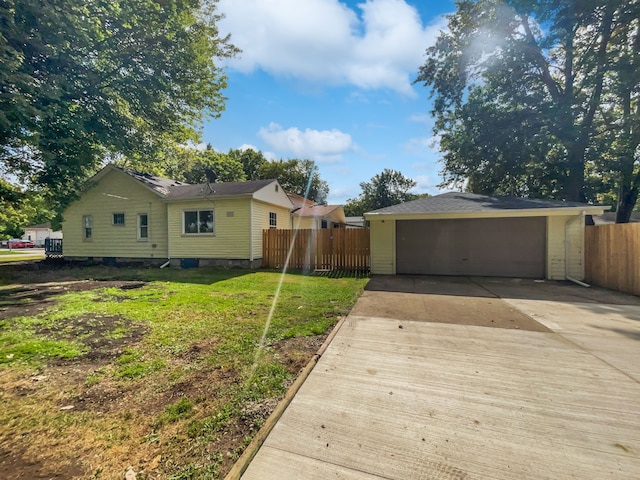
241 276 640 479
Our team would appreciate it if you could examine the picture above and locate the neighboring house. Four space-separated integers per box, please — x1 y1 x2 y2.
62 164 293 268
345 216 366 228
287 193 347 229
364 192 608 280
22 222 62 247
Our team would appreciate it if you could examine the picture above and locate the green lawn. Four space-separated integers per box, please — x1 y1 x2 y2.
0 266 368 479
0 250 45 263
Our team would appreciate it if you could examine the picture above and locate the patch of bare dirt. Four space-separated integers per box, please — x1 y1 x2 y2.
273 333 329 375
0 280 148 321
0 445 85 479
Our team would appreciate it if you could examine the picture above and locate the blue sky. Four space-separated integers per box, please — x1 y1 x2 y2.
205 0 455 204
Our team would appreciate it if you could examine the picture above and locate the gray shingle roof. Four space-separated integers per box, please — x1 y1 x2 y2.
111 165 277 200
366 192 604 215
119 167 188 196
25 222 52 229
165 179 277 200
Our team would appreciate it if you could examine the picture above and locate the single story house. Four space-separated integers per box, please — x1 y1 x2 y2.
287 193 347 229
364 192 608 280
22 222 62 247
62 164 294 268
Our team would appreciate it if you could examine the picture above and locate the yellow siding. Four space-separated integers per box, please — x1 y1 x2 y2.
546 215 585 280
370 219 395 274
292 217 316 229
168 198 254 258
62 170 168 259
253 181 294 208
566 215 585 280
252 201 292 258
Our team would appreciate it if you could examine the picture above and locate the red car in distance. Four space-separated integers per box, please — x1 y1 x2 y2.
4 239 35 248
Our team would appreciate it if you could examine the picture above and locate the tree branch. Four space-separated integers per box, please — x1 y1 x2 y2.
520 13 562 101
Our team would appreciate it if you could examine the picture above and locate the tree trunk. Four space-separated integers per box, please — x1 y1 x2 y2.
564 146 587 202
616 184 638 224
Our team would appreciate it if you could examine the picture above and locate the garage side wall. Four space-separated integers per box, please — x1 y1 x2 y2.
547 215 585 281
370 219 395 274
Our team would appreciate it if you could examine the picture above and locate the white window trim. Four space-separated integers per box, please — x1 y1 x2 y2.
269 211 277 228
137 213 149 241
82 215 93 241
182 209 215 235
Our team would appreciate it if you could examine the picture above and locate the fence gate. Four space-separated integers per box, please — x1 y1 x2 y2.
262 228 370 272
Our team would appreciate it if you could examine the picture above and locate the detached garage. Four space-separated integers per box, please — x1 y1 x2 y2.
364 193 608 280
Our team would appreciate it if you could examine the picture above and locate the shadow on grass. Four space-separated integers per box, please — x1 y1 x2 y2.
263 268 371 279
0 262 252 287
0 263 371 289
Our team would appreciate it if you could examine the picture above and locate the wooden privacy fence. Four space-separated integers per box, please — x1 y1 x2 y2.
585 223 640 296
263 228 370 271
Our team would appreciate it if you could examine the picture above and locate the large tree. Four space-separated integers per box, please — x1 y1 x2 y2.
257 159 329 204
228 148 268 181
416 0 639 222
181 148 246 184
0 0 237 208
344 169 419 216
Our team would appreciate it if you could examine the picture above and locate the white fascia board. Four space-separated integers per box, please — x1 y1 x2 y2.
364 206 610 221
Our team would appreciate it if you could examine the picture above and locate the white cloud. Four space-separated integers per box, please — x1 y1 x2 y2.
238 143 259 152
403 135 439 154
258 122 355 162
413 174 452 195
408 114 432 125
218 0 447 95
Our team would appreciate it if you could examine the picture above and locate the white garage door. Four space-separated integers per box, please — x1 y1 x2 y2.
396 217 546 278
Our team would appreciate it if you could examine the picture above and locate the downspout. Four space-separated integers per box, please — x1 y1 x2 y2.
565 211 590 287
161 202 171 268
249 200 254 264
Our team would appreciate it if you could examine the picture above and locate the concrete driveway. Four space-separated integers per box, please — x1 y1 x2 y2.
241 276 640 479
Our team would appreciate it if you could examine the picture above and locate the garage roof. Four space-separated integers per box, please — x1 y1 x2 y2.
365 192 608 218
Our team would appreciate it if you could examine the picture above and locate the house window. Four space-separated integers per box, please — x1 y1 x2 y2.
269 212 277 228
138 214 148 240
184 209 214 234
321 220 328 229
83 215 93 240
113 213 125 225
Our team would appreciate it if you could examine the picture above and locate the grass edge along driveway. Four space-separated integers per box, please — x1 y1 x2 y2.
0 266 367 479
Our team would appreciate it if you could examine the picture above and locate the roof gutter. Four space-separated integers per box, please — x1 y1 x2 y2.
364 206 609 221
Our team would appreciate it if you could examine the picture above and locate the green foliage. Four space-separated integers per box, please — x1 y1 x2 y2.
258 158 329 204
182 148 247 184
344 169 419 216
0 0 238 210
416 0 640 221
228 148 269 180
143 146 330 206
0 179 56 238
